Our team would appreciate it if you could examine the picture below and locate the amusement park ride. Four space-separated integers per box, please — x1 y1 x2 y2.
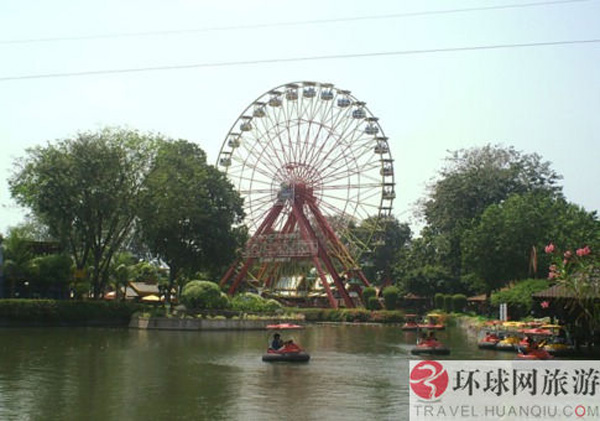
218 82 395 308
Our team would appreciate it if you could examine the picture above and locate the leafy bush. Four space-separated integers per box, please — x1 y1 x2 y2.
434 293 445 310
230 293 282 313
287 308 404 323
382 286 400 310
452 294 468 313
443 295 453 313
341 308 371 322
362 286 377 306
491 278 550 318
263 299 284 313
367 296 381 310
180 280 230 310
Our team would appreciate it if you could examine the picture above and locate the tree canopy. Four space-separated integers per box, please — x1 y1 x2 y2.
418 144 563 279
462 192 600 293
136 139 245 286
9 128 161 297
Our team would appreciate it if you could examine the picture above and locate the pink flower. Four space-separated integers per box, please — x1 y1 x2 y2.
576 246 591 257
548 271 557 280
564 250 572 259
544 243 555 254
541 301 550 309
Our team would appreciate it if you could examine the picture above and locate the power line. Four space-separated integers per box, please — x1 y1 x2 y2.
0 0 593 45
1 38 598 82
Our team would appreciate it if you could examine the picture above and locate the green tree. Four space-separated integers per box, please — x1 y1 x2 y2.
108 252 137 300
403 264 455 298
355 216 411 285
136 140 245 301
420 144 562 278
28 254 72 298
462 192 599 294
1 226 34 297
9 128 160 298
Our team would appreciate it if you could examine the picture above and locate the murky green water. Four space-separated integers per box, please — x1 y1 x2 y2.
0 324 514 421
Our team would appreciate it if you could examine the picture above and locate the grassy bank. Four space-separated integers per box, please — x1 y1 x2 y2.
0 299 142 326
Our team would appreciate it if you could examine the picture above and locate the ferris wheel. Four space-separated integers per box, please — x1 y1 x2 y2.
217 81 395 308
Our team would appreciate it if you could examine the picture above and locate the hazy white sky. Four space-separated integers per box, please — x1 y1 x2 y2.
1 0 599 235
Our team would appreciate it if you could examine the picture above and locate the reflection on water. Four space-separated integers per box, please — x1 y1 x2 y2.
0 324 511 420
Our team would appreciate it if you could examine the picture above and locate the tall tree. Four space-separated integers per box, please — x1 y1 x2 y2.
420 144 562 277
355 216 411 285
136 140 244 297
9 128 160 298
461 192 600 294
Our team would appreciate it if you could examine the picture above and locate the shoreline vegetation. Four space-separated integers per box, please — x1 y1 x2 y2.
2 298 597 357
0 299 140 327
0 299 405 328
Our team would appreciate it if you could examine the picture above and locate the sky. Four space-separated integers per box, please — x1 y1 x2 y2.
1 0 599 236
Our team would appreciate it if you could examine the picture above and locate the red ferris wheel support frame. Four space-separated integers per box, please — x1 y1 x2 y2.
219 182 370 308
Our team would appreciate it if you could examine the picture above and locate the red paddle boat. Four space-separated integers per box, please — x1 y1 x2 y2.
477 332 501 350
262 327 310 362
263 340 311 362
516 348 553 360
411 334 451 356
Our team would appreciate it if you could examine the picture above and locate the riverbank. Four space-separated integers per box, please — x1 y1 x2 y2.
131 308 405 331
130 315 293 330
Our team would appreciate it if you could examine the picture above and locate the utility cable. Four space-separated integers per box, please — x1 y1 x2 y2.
0 0 593 45
1 38 598 82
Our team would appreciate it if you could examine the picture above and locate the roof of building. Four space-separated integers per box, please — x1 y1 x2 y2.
128 282 160 296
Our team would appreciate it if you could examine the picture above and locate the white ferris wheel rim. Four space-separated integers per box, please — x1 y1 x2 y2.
216 81 395 247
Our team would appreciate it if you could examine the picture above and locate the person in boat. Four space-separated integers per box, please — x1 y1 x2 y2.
521 335 537 354
485 331 499 340
270 333 284 350
418 332 427 345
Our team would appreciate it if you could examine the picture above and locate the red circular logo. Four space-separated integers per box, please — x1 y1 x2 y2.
410 361 449 400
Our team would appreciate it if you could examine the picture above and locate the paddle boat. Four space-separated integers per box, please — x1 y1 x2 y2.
411 339 451 355
477 331 501 350
495 335 521 351
401 314 420 331
262 340 311 362
411 331 450 355
265 323 304 330
262 324 310 362
516 347 553 360
542 342 574 356
418 313 445 331
541 329 574 356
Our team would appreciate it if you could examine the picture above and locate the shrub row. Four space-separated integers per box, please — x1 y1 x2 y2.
291 308 404 324
0 299 142 325
180 281 284 314
434 293 467 313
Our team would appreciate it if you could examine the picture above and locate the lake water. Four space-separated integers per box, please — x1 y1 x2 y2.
0 324 514 421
